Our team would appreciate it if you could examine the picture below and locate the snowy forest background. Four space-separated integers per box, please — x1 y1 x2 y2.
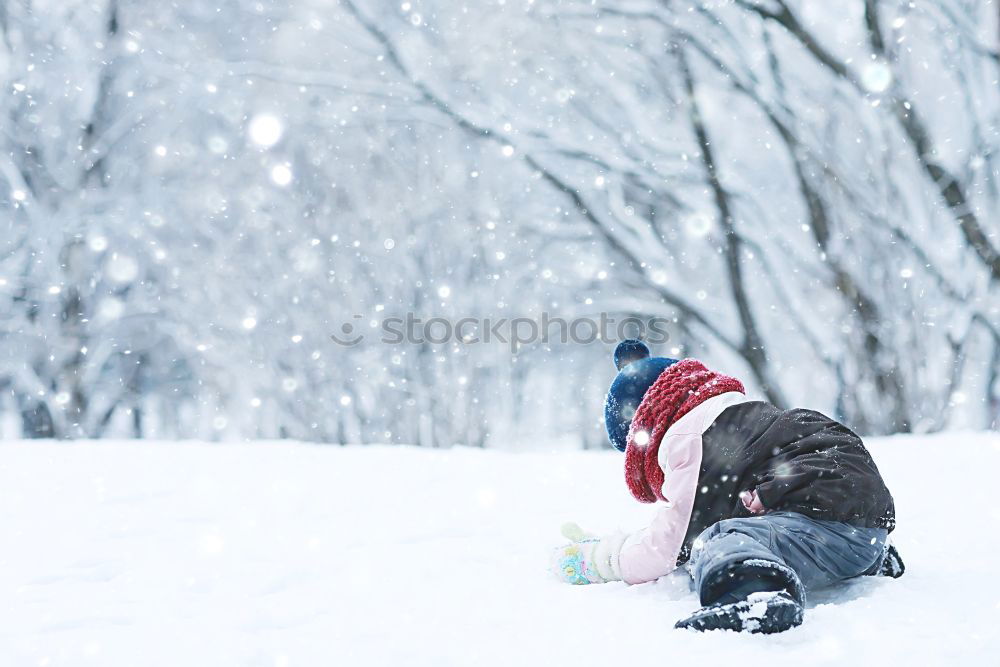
0 0 998 446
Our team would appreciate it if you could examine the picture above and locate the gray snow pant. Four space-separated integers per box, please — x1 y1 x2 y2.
686 511 888 605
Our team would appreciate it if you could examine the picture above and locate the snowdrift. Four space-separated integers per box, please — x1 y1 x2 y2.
1 433 998 665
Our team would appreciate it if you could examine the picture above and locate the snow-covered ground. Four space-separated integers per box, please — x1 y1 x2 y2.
2 433 998 666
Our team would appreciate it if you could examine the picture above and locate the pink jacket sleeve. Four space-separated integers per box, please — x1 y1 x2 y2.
618 430 704 584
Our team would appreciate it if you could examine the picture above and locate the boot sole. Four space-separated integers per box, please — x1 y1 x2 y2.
675 593 804 634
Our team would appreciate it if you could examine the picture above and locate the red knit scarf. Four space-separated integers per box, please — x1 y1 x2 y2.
624 359 745 503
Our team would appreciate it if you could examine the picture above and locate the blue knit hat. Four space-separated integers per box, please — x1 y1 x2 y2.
604 340 679 452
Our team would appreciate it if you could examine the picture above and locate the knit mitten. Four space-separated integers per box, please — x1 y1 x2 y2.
551 523 628 585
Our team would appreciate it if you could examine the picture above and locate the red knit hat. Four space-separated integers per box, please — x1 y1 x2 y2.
624 359 744 503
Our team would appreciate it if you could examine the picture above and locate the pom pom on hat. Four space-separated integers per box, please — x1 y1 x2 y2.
613 339 650 370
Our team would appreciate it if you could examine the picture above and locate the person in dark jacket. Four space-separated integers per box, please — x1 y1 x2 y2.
551 340 904 634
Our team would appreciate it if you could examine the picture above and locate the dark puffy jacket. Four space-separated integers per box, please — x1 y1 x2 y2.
678 401 896 563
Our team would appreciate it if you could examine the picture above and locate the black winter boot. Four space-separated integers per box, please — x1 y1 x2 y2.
674 591 803 634
864 542 905 578
675 559 805 634
878 543 905 578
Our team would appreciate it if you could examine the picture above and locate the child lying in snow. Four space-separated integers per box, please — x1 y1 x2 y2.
552 340 904 634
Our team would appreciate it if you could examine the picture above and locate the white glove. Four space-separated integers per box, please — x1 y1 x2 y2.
551 522 628 585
